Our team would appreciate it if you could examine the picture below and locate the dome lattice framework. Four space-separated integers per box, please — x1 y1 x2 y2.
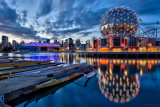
100 7 140 37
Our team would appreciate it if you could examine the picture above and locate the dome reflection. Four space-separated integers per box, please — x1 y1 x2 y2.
98 70 140 103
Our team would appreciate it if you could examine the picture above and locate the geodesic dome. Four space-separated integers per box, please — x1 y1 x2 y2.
100 7 140 37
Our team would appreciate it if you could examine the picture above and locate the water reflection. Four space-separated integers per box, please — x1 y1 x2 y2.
95 59 160 103
98 69 140 103
1 53 160 106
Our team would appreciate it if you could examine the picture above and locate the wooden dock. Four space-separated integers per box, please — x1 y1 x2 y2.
0 63 97 106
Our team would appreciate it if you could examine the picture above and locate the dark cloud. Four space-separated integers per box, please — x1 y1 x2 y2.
0 1 38 39
36 0 53 18
1 0 160 40
78 32 93 37
37 0 160 39
38 0 107 38
134 0 160 15
0 1 17 23
21 10 28 25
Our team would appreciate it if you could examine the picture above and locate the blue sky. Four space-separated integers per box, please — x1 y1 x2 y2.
0 0 160 43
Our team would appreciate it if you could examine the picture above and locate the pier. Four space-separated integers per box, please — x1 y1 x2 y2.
0 60 97 106
77 51 160 58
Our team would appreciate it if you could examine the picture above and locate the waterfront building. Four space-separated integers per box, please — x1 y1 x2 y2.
2 35 8 45
46 39 50 43
86 40 93 51
38 41 41 43
1 35 13 51
63 38 74 52
54 39 57 44
93 7 159 52
12 40 19 49
75 39 81 46
20 41 25 45
20 43 60 52
75 44 86 51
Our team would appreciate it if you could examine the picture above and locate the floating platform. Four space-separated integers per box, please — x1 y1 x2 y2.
77 52 160 58
0 63 97 106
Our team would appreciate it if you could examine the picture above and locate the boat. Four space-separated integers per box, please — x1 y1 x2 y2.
36 64 97 89
83 71 97 78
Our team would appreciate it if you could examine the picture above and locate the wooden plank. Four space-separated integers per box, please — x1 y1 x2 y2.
0 63 96 103
36 64 97 89
0 76 50 102
0 60 51 68
0 59 17 62
0 63 58 76
28 63 86 77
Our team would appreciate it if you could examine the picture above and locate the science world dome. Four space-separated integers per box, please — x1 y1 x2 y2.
100 7 140 37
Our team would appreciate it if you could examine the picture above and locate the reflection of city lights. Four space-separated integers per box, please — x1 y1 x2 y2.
140 69 143 76
99 70 140 103
124 70 128 76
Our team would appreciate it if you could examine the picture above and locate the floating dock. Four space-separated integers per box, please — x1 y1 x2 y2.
0 61 97 106
77 51 160 58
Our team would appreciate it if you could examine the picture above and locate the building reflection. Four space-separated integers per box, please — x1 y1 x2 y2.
84 58 160 103
85 58 159 75
98 67 140 103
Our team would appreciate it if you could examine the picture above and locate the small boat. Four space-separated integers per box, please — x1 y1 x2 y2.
36 64 97 89
83 71 97 78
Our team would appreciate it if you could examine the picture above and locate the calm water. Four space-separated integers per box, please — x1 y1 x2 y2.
1 53 160 107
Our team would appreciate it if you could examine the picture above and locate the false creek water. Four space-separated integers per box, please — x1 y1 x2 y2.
1 52 160 107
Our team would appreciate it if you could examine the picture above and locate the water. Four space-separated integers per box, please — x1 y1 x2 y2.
1 53 160 107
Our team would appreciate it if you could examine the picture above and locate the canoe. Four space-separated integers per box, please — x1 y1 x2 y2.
36 64 97 89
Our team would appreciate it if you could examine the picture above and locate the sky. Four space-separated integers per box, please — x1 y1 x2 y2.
0 0 160 43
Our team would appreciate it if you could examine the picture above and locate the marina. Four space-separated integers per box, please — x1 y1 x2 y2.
0 58 97 106
0 0 160 106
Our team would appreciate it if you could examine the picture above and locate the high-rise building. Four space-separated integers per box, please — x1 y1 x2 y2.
46 39 50 43
38 40 41 43
12 40 19 49
20 41 25 45
66 38 73 44
2 35 8 45
63 38 74 52
12 40 17 46
86 40 90 47
54 39 57 44
61 40 64 46
75 39 81 46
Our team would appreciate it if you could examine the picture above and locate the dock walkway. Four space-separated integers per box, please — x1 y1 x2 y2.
0 63 96 105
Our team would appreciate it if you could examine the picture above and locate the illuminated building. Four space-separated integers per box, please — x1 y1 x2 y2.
18 43 60 52
93 6 158 52
63 38 74 52
2 35 8 45
75 39 81 46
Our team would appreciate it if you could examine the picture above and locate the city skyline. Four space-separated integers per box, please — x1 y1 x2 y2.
0 0 160 43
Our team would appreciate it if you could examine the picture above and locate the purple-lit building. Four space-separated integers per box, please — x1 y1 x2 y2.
16 43 60 52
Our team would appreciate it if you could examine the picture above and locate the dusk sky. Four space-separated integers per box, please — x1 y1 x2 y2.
0 0 160 43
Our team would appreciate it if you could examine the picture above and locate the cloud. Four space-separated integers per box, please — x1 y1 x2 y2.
0 0 38 39
2 0 160 40
36 0 53 18
78 32 93 37
37 0 107 39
